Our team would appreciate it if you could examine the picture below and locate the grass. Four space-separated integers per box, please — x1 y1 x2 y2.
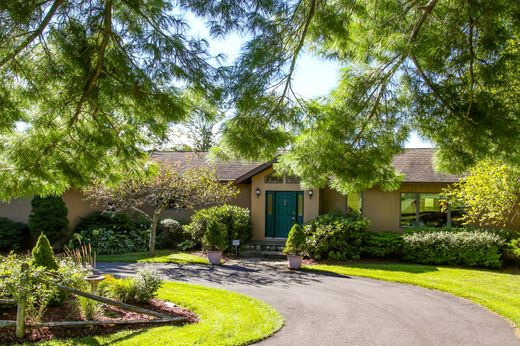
97 250 208 265
32 281 284 345
305 262 520 327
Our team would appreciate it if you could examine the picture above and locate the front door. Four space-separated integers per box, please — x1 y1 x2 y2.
265 191 303 238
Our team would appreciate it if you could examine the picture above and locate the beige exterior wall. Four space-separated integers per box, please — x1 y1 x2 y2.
320 188 347 214
160 182 252 223
362 183 451 232
62 189 99 228
250 167 319 240
0 198 32 223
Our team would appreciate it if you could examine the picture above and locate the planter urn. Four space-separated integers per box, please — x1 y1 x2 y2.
287 255 303 270
207 250 223 265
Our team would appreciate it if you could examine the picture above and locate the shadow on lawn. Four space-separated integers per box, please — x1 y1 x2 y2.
305 259 440 274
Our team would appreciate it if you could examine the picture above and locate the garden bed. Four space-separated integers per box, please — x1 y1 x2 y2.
0 297 197 343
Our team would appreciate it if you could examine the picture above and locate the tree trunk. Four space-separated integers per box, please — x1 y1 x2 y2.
149 212 160 257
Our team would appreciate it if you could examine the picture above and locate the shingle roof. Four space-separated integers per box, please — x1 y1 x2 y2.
393 148 461 183
151 152 262 182
153 149 462 184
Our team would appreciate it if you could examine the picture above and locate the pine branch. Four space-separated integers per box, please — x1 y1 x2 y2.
0 0 63 69
70 0 112 126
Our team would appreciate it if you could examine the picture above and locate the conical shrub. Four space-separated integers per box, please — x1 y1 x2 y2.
32 233 59 270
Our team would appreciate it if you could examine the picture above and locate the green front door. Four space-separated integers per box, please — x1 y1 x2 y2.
265 191 303 238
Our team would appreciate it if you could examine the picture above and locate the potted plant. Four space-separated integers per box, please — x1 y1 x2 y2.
202 221 228 265
283 224 307 269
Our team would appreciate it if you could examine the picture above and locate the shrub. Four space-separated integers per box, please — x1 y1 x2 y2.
304 212 369 260
202 221 228 251
100 270 163 303
156 218 188 249
362 232 403 257
406 226 520 241
177 239 197 251
402 231 505 268
0 217 30 250
69 212 150 255
283 224 307 256
185 205 251 251
504 238 520 264
78 295 102 320
28 196 69 244
32 233 59 270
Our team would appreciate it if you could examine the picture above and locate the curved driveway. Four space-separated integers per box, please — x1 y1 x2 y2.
97 259 519 346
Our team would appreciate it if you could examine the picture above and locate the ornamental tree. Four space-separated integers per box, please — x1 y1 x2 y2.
84 162 238 256
442 160 520 227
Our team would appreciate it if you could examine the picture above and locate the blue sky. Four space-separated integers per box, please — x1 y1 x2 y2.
188 14 433 148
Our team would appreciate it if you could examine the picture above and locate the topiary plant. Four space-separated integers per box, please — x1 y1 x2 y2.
201 221 228 251
32 233 59 270
283 224 307 256
29 195 69 245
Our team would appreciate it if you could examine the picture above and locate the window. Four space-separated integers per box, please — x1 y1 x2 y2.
347 192 363 214
400 193 461 228
264 173 283 183
286 174 301 184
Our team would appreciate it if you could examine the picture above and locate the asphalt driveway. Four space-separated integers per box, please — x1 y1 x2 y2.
96 259 519 346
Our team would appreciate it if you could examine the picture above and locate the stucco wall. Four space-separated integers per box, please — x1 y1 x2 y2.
363 183 450 232
160 183 252 223
320 188 347 214
250 167 319 240
62 189 99 228
0 198 32 223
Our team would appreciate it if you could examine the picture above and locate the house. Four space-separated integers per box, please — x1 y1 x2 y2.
0 148 479 240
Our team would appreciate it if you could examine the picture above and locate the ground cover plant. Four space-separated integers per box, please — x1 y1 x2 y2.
305 262 520 328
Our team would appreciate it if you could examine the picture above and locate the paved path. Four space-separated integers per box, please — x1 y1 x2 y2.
97 259 519 346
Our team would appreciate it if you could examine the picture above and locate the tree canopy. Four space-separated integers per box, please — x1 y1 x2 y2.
443 160 520 228
1 0 520 197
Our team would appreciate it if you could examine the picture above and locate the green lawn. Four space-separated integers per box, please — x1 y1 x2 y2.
305 262 520 327
97 250 208 265
33 281 284 345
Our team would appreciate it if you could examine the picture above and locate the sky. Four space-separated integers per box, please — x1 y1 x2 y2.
187 14 433 149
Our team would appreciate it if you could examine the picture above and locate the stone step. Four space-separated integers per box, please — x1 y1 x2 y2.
240 250 285 259
244 244 285 252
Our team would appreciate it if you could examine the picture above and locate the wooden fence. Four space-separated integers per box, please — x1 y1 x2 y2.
0 263 186 339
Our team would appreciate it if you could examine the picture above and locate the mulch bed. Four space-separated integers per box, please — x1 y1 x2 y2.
0 298 198 344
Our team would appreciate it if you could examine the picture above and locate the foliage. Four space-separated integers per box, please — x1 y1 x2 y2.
304 212 369 260
72 228 149 256
405 226 520 242
77 295 102 320
212 0 520 194
84 162 237 256
283 224 307 256
28 195 69 244
156 218 188 249
0 0 221 198
185 205 252 251
100 269 163 303
0 217 30 250
69 211 150 255
63 240 96 268
306 263 520 328
0 254 90 322
74 211 150 236
505 238 520 264
177 240 197 251
442 160 520 227
201 221 228 252
362 232 403 258
402 231 505 268
161 90 224 152
32 233 59 270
